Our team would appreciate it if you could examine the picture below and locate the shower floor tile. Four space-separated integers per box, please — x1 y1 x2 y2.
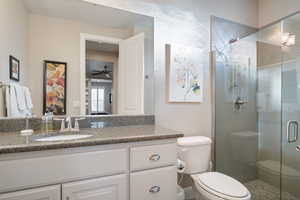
245 179 298 200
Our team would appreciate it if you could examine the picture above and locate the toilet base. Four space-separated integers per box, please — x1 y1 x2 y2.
193 184 225 200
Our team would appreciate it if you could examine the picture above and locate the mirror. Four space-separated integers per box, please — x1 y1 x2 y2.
0 0 154 118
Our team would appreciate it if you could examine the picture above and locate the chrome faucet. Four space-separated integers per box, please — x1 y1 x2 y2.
74 118 86 131
55 116 85 132
65 116 73 131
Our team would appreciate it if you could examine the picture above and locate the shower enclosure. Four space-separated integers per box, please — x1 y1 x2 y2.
212 14 300 200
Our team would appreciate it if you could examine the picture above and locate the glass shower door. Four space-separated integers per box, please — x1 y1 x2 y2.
281 15 300 200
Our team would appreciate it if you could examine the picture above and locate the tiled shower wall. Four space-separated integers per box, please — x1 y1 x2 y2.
212 16 258 182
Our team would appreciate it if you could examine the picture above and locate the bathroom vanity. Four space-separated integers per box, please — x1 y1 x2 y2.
0 125 183 200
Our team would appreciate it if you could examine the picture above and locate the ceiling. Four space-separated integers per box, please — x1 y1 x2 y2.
86 41 119 53
22 0 153 30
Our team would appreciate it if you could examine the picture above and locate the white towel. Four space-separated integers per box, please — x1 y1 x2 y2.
5 86 11 117
23 86 33 110
0 87 5 117
7 84 22 117
14 84 26 111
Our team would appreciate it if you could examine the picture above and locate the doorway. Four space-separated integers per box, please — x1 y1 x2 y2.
80 33 145 116
85 40 118 115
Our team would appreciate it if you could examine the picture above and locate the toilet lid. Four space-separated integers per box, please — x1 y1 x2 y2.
177 136 211 147
195 172 249 198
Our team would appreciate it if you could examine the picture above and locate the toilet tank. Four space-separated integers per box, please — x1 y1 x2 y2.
177 136 212 174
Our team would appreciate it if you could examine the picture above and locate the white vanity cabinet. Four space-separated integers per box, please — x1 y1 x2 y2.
0 185 60 200
0 139 178 200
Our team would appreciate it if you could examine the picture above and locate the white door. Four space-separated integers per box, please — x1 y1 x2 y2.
118 33 144 115
0 185 60 200
62 174 128 200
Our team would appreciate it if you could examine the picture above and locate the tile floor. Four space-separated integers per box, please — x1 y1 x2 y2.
245 179 298 200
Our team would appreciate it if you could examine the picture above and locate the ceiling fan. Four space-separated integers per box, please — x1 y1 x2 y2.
91 66 112 79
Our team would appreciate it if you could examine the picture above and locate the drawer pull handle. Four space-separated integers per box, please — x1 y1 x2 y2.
149 186 161 193
149 154 161 161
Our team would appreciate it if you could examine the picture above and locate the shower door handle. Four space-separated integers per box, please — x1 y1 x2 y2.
287 120 299 143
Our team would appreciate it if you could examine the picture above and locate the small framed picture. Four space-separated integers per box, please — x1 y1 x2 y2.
9 55 20 82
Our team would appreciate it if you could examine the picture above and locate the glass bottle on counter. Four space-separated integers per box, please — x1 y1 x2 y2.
41 110 54 133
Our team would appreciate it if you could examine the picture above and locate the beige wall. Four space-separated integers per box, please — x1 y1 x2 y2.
259 0 300 27
0 0 28 86
28 14 132 116
87 50 118 63
89 0 259 137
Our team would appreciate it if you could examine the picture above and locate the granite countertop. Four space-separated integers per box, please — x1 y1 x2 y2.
0 125 183 154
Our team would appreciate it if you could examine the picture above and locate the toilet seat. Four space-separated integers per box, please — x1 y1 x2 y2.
192 172 251 200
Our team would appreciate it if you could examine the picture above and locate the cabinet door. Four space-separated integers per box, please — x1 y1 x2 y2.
0 185 60 200
62 174 128 200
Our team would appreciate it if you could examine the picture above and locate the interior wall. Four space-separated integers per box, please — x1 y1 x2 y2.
259 0 300 27
0 0 29 86
87 0 259 137
28 14 132 116
86 50 118 63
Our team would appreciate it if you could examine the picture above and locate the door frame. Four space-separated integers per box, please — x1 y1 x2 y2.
80 33 122 115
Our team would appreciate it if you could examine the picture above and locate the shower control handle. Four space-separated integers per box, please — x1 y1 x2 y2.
287 120 299 143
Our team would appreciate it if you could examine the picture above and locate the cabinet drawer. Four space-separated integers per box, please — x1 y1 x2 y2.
130 143 176 171
0 185 60 200
130 166 177 200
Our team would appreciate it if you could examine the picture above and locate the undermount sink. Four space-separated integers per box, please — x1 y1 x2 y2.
34 134 93 142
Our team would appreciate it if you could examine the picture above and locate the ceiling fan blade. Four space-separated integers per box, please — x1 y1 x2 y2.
92 71 105 75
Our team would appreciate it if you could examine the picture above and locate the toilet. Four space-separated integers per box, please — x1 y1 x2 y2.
177 136 251 200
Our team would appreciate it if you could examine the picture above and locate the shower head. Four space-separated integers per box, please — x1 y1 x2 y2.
229 37 240 44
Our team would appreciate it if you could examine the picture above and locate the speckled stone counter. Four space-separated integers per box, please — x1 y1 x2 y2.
0 125 183 154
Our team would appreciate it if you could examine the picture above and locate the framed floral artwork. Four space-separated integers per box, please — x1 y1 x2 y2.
166 44 204 103
9 55 20 82
43 60 67 115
